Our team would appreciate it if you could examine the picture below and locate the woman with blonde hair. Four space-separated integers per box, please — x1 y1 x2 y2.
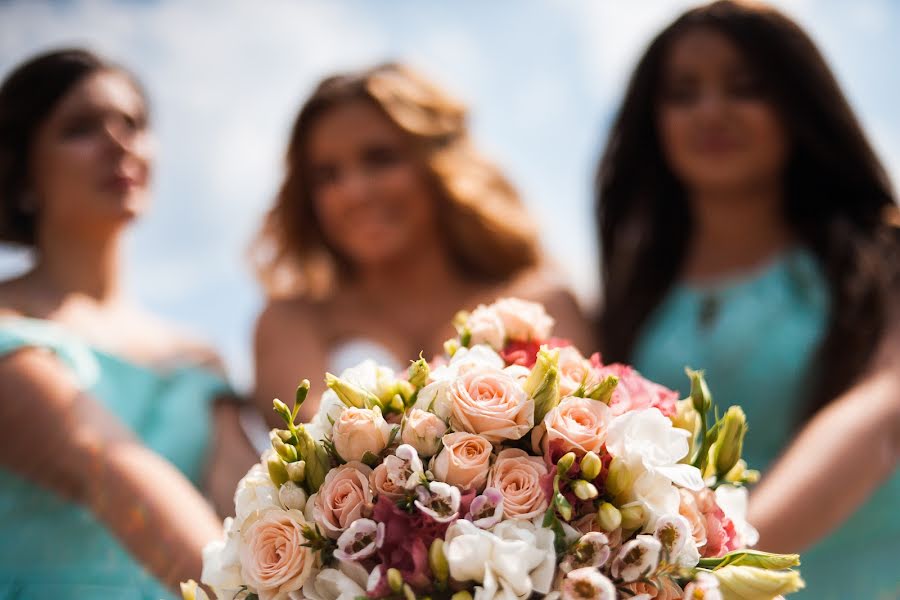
253 62 587 423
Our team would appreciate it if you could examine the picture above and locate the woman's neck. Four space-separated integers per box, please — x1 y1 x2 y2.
683 185 793 283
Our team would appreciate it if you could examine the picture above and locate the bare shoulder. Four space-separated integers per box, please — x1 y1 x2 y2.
254 296 327 351
124 309 226 374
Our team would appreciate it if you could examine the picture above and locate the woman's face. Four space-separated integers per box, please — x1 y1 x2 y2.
306 99 439 269
657 27 788 195
29 69 153 241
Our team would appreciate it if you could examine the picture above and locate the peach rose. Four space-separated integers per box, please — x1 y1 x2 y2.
332 407 393 462
491 297 554 341
487 448 549 519
557 347 596 397
314 462 374 538
539 396 611 457
431 432 493 491
466 304 506 349
239 509 314 600
370 462 406 502
401 409 448 457
449 367 534 443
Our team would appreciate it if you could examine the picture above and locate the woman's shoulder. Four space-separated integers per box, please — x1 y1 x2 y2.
118 309 226 376
254 295 329 350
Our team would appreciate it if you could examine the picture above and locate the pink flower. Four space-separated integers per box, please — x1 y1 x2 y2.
238 509 315 600
331 407 393 462
557 347 596 397
487 448 549 519
622 579 684 600
680 488 739 558
401 409 448 457
491 297 554 341
313 462 374 538
370 462 407 502
449 367 534 442
431 432 492 491
537 396 611 459
594 363 678 418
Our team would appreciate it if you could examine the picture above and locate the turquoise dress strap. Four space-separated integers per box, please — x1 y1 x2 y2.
0 317 230 600
632 248 900 599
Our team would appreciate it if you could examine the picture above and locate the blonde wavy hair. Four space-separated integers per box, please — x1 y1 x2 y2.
252 62 541 299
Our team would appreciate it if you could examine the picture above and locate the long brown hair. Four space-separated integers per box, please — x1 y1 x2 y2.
252 62 540 299
596 0 899 419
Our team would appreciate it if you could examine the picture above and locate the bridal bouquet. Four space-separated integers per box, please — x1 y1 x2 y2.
183 298 803 600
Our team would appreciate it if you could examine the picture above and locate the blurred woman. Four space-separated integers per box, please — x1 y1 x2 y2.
252 62 588 424
0 49 255 597
594 2 899 597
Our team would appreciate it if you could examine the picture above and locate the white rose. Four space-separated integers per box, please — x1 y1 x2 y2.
466 304 506 349
234 460 282 529
491 298 554 341
201 517 244 598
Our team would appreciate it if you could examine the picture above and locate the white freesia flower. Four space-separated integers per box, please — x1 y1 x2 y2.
610 534 662 583
606 409 705 524
302 560 370 600
715 485 760 547
653 515 700 568
200 517 244 599
444 517 557 600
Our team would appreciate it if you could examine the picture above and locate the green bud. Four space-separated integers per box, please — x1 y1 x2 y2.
273 438 298 462
605 457 632 498
272 398 293 425
286 460 306 483
295 379 310 409
672 398 701 462
525 346 561 422
580 451 602 480
325 373 380 409
713 565 805 599
701 549 801 571
586 374 618 404
389 393 406 414
276 429 293 442
571 479 599 501
711 406 747 477
293 424 330 492
267 454 289 487
557 452 577 476
619 504 646 530
428 539 449 583
597 502 622 532
387 568 404 593
686 368 712 415
403 583 416 600
451 592 473 600
443 338 460 357
408 356 431 389
723 459 759 484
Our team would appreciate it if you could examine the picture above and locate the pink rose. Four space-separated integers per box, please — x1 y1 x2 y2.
430 432 492 491
491 297 555 341
449 367 534 442
538 396 611 458
680 488 739 558
314 462 374 538
594 362 678 418
401 409 448 457
332 407 393 462
239 509 315 600
370 462 407 502
466 304 506 349
557 347 596 397
487 448 549 519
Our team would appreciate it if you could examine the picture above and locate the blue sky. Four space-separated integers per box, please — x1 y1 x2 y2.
1 0 898 390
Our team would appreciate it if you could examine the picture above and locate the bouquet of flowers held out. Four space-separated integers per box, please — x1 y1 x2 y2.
183 298 804 600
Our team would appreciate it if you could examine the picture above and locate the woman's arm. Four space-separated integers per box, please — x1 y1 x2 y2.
205 401 259 516
748 321 900 553
0 348 224 592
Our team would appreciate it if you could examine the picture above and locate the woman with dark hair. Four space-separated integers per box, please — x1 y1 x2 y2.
252 62 588 424
595 1 899 597
0 49 255 597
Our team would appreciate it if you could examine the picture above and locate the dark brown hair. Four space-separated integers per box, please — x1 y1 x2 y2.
251 62 541 299
596 0 899 419
0 48 145 247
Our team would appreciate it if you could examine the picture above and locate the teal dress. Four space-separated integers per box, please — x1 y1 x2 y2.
0 318 230 600
633 249 900 600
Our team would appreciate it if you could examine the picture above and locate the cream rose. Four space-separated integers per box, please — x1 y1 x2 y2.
466 304 506 349
539 396 611 457
430 432 493 491
314 462 374 538
449 367 534 443
239 509 315 600
557 347 596 397
491 297 554 341
369 462 406 502
332 407 393 462
487 448 549 519
401 409 448 457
